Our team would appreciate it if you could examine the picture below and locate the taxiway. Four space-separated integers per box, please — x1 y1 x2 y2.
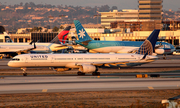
0 76 180 94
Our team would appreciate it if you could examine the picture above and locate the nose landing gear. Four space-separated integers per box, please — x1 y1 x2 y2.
21 68 27 76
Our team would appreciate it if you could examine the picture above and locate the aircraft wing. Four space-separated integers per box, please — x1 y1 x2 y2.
92 61 131 67
54 45 68 48
17 48 36 54
16 44 36 54
53 43 80 48
54 44 87 52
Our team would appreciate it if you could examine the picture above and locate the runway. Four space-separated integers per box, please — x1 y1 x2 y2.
0 76 180 94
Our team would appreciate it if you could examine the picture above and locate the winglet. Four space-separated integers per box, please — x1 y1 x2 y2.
74 20 93 42
29 40 35 45
33 41 36 49
136 29 160 55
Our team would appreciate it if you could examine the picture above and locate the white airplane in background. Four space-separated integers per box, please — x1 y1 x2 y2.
0 26 71 58
8 29 160 76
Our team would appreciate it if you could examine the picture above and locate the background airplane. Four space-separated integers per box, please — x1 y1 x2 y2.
0 26 71 58
8 29 160 76
74 20 175 56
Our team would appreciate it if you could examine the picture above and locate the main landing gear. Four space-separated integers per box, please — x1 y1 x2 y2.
77 72 100 76
163 54 167 59
21 68 27 76
77 72 85 75
92 72 100 76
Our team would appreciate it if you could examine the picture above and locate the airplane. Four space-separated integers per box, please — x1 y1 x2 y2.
0 26 71 58
8 29 160 76
74 20 175 56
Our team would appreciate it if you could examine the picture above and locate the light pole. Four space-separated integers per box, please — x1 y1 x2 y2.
93 14 101 25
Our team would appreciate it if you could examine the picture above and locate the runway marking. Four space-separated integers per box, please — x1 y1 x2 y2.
148 87 154 89
42 89 48 92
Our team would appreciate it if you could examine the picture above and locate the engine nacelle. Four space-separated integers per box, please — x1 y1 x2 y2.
79 64 97 73
155 49 164 55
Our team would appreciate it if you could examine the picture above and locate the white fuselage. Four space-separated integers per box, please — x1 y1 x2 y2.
8 53 158 68
0 43 66 53
89 46 137 53
0 45 49 53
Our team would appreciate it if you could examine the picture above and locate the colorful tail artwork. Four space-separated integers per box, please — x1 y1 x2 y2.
58 26 71 44
50 26 71 44
74 20 93 42
136 29 160 55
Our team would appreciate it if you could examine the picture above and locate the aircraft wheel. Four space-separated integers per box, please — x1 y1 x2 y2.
23 73 27 76
97 72 100 76
92 72 100 76
77 72 85 75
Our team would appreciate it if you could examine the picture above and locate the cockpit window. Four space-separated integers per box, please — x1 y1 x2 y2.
12 58 20 61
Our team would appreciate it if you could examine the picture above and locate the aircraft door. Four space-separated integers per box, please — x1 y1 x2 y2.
51 57 54 63
25 57 28 63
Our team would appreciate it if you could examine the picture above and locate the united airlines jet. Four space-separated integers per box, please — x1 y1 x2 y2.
8 29 160 76
74 20 175 55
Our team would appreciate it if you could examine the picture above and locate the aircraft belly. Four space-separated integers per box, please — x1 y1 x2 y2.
91 46 139 53
10 61 66 67
93 47 123 53
65 63 79 68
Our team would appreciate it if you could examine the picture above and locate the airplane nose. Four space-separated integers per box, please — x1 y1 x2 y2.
7 61 13 67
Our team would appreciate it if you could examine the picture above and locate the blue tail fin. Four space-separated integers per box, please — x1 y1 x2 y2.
136 29 160 55
74 20 93 42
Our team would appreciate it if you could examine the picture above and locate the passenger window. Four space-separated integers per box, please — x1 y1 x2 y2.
12 58 20 61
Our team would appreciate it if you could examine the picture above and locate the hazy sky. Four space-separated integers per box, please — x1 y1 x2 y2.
0 0 179 11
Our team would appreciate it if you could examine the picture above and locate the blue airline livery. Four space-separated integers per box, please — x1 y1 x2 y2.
74 20 175 55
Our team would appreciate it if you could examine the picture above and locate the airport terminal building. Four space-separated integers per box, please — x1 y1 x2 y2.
0 28 180 46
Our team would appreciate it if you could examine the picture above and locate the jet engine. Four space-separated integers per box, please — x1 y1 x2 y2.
155 49 164 55
79 64 97 73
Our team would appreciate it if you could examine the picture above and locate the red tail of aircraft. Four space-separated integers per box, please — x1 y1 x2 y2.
50 26 71 44
58 26 71 44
